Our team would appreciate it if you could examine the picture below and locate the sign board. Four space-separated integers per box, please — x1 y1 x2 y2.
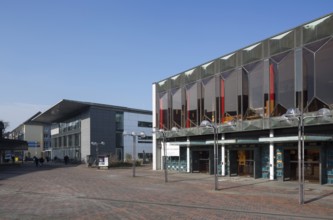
166 144 180 157
98 156 109 167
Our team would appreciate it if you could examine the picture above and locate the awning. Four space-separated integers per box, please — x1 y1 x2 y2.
168 141 206 146
207 139 259 145
259 135 333 143
168 139 259 146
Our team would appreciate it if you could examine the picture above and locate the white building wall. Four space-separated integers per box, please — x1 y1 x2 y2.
123 112 152 161
25 124 43 158
81 117 91 162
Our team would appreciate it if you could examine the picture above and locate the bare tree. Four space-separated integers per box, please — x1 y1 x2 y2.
0 121 9 134
3 121 9 131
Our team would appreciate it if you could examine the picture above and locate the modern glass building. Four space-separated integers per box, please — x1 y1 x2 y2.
152 13 333 184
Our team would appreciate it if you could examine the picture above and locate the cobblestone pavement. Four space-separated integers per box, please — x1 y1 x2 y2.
0 162 332 220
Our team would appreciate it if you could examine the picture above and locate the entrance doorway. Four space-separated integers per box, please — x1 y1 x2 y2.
192 150 209 173
229 150 254 177
284 149 320 183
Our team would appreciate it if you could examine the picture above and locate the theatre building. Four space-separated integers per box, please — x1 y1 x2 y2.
152 13 333 184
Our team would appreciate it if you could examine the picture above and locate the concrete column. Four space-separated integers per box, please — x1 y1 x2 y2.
221 133 226 176
187 137 190 173
152 83 157 170
269 130 274 180
161 141 165 170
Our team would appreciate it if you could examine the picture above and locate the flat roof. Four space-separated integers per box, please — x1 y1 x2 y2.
33 99 152 124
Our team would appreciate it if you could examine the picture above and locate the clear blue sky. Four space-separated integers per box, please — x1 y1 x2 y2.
1 0 333 131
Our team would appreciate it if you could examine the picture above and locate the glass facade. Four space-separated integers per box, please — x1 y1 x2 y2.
51 119 81 160
155 13 333 131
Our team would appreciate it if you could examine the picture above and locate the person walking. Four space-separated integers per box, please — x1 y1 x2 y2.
34 156 39 167
64 155 69 165
39 157 44 166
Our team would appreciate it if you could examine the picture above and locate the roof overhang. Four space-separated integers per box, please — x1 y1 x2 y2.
0 139 28 151
33 99 152 124
32 100 90 123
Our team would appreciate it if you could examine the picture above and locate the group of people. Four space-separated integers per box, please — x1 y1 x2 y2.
33 156 46 167
33 155 70 167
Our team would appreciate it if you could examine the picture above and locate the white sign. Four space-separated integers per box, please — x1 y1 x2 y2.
98 156 109 167
166 144 179 157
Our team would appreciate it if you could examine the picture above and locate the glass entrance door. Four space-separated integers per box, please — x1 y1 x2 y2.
192 150 209 173
237 150 254 177
284 149 320 183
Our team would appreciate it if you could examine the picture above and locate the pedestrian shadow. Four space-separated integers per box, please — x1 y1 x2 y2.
304 191 333 204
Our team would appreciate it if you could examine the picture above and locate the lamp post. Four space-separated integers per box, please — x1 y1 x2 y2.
157 127 179 183
123 131 146 177
284 107 332 204
200 120 218 190
159 129 168 182
91 141 105 166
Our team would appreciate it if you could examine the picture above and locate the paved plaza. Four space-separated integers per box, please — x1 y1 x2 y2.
0 162 332 220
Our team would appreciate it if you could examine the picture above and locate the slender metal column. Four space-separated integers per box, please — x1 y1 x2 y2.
132 136 136 177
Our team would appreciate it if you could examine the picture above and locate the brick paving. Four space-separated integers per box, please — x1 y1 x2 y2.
0 162 332 220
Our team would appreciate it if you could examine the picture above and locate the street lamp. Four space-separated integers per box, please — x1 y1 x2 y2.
200 120 218 190
284 108 304 204
91 141 105 166
159 129 168 182
157 127 179 183
123 131 146 177
284 107 332 204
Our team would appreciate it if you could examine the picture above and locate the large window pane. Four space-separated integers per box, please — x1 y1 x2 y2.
185 83 199 127
315 38 333 109
158 92 169 130
221 69 239 122
303 38 332 111
171 88 183 128
201 76 216 123
270 51 295 116
243 61 264 120
303 48 315 110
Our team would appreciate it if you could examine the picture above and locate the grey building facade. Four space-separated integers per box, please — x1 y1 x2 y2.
33 99 152 163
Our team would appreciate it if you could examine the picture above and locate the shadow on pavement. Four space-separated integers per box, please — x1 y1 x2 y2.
0 161 81 181
305 191 333 204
